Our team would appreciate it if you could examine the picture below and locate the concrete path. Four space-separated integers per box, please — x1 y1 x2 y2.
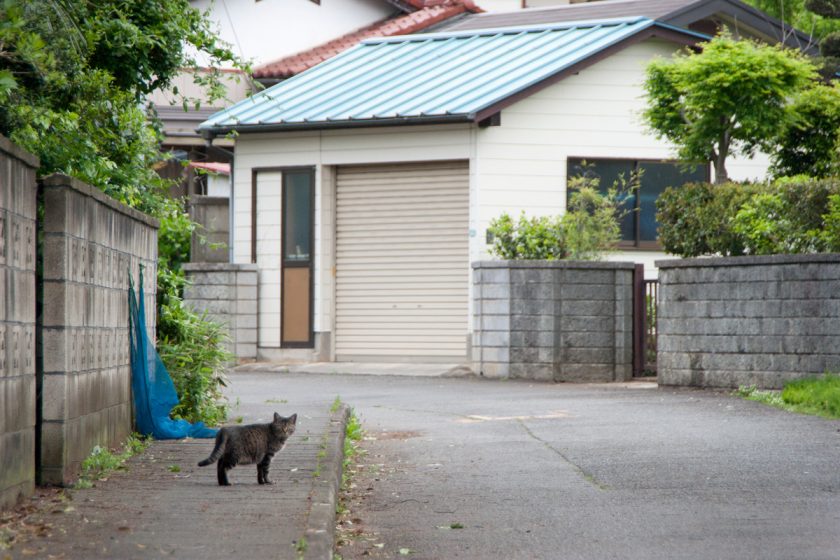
6 388 347 560
7 369 840 560
229 371 840 560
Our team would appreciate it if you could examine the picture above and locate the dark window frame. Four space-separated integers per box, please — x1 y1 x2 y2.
566 157 710 250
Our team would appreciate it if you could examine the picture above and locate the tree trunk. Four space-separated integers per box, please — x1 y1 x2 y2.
714 129 731 184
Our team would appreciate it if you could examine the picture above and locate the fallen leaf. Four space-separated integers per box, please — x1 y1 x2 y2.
399 548 413 555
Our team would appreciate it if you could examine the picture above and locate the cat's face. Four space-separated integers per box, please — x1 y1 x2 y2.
273 412 297 436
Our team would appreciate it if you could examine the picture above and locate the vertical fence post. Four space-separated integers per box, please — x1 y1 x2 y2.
632 264 645 377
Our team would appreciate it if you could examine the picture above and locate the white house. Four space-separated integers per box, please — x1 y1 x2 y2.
198 0 812 365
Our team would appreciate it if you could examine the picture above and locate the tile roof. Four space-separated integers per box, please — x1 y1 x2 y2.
200 17 707 136
253 0 482 80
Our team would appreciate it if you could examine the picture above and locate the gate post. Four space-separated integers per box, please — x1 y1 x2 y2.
632 264 645 377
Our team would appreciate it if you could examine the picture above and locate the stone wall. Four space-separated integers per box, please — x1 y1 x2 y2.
0 136 38 509
40 174 158 485
657 254 840 389
189 196 229 263
182 263 258 360
472 261 635 382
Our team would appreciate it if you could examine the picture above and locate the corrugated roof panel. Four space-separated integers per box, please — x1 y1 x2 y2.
200 17 704 133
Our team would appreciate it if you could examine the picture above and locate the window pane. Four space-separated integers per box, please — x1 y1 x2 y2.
637 162 707 242
568 158 635 241
284 171 312 261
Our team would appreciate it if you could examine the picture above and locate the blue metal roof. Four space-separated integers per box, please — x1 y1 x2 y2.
199 17 706 135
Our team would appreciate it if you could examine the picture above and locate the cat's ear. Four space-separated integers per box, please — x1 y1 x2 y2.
274 412 281 422
289 413 297 424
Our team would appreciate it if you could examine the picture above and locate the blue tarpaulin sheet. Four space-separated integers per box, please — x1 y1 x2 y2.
129 268 217 439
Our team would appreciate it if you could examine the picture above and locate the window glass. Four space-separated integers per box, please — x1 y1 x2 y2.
637 162 707 242
283 171 312 261
568 158 635 241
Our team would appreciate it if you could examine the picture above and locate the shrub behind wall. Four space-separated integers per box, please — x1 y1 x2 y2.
656 179 840 257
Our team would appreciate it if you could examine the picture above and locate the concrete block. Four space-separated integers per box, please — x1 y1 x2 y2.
481 314 510 332
235 343 258 359
237 285 258 301
480 299 509 315
482 267 512 284
482 283 511 299
510 268 551 284
236 271 258 286
477 361 509 379
510 362 553 381
0 429 35 510
236 299 258 315
236 328 258 344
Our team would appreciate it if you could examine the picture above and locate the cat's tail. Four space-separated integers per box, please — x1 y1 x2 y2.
197 430 226 466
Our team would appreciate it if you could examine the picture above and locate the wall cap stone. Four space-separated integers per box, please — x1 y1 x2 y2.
656 253 840 269
0 134 39 168
40 174 159 229
472 260 636 270
182 262 258 272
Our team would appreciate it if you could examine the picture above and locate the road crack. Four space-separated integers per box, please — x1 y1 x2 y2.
515 419 610 491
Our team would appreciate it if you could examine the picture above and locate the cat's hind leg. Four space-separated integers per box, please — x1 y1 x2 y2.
217 459 232 486
257 453 274 485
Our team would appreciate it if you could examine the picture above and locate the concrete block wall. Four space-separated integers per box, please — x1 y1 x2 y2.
40 174 158 485
658 254 840 389
0 136 38 509
182 263 258 360
473 261 635 382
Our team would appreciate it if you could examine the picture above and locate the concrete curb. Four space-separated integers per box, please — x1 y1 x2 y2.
304 404 349 560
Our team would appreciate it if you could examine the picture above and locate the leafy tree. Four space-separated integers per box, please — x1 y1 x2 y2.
744 0 840 78
0 0 242 425
772 83 840 177
643 35 817 183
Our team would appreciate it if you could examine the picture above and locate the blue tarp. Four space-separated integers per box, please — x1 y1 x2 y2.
129 268 217 439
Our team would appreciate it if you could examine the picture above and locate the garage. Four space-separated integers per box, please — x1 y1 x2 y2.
335 161 470 362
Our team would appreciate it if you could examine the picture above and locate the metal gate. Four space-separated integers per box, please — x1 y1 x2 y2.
633 264 658 377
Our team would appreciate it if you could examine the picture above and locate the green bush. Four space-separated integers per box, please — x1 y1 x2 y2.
656 182 763 257
657 178 840 257
157 301 232 427
487 172 633 260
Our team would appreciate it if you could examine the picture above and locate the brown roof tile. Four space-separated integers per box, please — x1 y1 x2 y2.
253 0 481 79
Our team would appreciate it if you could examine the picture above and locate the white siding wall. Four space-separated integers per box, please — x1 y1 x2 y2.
255 172 283 348
232 125 473 351
190 0 392 67
471 38 771 264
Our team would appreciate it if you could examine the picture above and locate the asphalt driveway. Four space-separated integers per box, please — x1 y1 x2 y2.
231 371 840 560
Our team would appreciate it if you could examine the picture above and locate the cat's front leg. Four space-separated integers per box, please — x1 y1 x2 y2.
257 454 274 485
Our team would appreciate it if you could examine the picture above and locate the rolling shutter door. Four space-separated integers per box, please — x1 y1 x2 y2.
335 161 469 362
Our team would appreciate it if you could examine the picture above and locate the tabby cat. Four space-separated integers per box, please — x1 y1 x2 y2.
198 412 297 486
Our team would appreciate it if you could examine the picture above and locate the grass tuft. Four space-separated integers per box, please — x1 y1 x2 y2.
735 373 840 419
74 433 151 488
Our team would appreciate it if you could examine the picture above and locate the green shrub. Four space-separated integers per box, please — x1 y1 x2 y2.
657 178 840 257
487 212 567 260
487 171 633 260
656 181 763 257
157 301 232 427
822 194 840 251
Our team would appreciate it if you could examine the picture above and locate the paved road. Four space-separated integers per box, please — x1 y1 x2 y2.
236 371 840 560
